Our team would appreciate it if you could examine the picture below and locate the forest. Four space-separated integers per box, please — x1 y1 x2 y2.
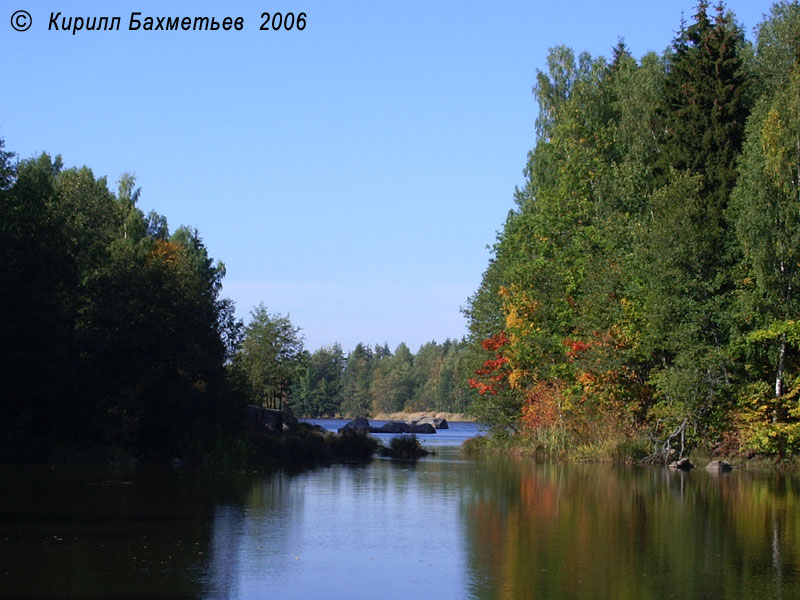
465 1 800 460
229 302 476 417
0 145 474 461
2 1 800 464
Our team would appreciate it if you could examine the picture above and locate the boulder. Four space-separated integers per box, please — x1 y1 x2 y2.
245 405 283 432
705 460 732 472
371 421 410 434
407 423 436 434
668 458 694 471
369 421 437 434
414 417 449 430
281 405 300 432
299 422 326 434
338 416 371 434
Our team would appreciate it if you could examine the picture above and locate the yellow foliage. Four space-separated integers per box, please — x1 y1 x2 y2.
505 304 524 331
760 68 800 195
148 240 186 269
508 369 527 390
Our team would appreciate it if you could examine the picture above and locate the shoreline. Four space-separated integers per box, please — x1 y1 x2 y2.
460 434 800 472
368 410 473 423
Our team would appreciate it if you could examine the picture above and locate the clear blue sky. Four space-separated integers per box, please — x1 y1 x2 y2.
1 0 774 353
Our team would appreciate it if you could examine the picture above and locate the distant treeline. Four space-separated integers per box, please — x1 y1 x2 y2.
226 304 477 418
294 339 474 417
465 1 800 459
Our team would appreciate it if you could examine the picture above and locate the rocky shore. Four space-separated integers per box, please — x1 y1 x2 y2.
370 410 471 423
337 416 449 435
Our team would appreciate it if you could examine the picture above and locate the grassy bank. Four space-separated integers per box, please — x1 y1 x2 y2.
461 428 800 471
369 410 472 422
462 428 650 463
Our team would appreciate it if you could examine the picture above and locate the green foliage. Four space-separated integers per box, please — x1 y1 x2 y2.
325 430 379 460
463 1 800 460
0 147 241 462
234 304 306 409
340 343 375 416
378 435 431 459
742 422 800 455
727 1 800 443
315 339 477 418
636 1 752 435
293 344 345 416
733 379 800 456
752 1 800 92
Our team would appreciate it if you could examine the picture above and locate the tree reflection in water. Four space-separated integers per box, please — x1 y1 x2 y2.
464 460 800 600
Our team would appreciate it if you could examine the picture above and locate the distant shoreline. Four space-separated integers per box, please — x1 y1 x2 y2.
369 411 473 423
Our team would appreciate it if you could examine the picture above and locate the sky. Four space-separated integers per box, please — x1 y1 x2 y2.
1 0 776 354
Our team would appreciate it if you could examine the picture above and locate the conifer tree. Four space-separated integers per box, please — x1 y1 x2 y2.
639 0 752 434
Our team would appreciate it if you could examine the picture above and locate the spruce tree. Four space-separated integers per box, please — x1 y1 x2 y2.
639 1 752 433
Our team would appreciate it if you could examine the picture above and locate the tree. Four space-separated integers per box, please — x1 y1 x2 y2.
467 44 637 431
465 3 756 452
294 344 345 416
0 148 240 460
236 304 305 409
0 153 79 456
340 343 374 416
0 138 15 190
629 1 752 442
728 2 800 452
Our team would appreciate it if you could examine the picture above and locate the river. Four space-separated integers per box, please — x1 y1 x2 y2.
1 420 799 599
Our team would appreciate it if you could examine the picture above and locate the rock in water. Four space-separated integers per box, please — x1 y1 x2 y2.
338 416 371 434
407 423 436 434
415 417 449 430
705 460 732 472
371 422 410 434
668 458 694 470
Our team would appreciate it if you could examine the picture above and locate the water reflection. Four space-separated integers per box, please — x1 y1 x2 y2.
0 465 252 598
2 448 800 599
464 460 800 600
202 456 469 599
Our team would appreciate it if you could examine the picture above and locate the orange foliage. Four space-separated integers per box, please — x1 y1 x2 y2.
148 240 186 269
468 332 511 396
521 379 565 431
563 337 592 360
482 332 510 352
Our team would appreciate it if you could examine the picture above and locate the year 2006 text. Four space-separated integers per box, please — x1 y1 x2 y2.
260 12 307 31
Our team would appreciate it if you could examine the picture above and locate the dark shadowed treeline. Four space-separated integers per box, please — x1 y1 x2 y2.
466 1 800 458
0 149 244 462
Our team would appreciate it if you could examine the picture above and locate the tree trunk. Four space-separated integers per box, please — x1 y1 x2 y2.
775 332 787 423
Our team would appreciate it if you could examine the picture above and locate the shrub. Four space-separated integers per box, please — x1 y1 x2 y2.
379 435 431 459
326 430 379 460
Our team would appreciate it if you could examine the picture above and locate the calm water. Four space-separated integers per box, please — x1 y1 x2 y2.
1 421 799 599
